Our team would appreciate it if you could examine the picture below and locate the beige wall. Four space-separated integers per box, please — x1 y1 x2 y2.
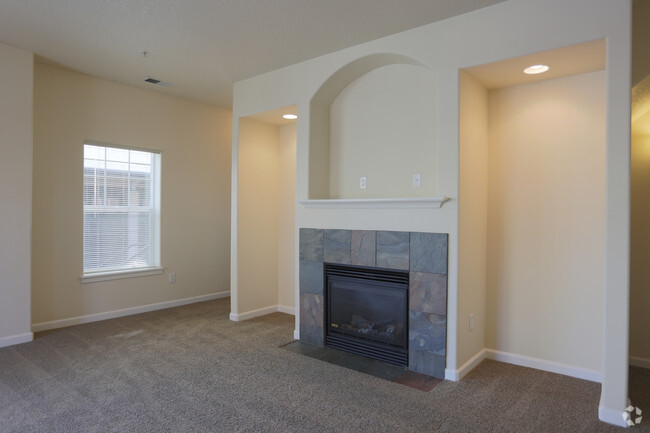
278 124 296 310
633 0 650 87
237 117 280 313
236 118 296 315
0 43 33 344
32 62 232 325
630 0 650 367
630 131 650 364
486 71 606 372
329 64 436 198
457 71 488 367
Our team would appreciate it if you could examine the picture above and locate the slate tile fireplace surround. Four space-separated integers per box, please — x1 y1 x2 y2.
299 228 448 378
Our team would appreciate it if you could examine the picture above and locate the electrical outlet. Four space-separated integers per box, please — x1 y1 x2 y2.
413 173 421 188
360 176 367 189
469 313 475 331
169 273 176 283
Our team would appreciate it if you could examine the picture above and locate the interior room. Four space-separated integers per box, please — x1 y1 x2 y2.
0 0 647 431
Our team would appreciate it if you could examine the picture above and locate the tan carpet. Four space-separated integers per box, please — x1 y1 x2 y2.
0 297 645 432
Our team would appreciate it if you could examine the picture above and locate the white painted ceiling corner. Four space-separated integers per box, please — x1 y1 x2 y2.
0 0 505 108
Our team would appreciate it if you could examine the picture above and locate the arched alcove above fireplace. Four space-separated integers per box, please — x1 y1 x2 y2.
308 54 440 201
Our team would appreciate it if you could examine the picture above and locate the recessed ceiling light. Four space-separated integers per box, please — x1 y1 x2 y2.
282 114 297 120
524 64 550 75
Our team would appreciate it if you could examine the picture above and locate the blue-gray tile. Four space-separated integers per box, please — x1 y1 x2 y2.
300 324 324 347
299 228 323 262
409 311 446 355
323 229 351 264
410 232 448 275
376 231 409 270
300 292 324 328
299 260 324 294
409 350 446 379
351 230 376 267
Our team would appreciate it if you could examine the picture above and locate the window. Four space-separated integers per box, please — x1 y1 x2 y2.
83 143 161 280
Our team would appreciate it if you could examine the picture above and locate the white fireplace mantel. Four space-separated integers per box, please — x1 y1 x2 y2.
297 197 449 209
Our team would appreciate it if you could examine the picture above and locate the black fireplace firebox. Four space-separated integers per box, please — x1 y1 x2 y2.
325 263 409 366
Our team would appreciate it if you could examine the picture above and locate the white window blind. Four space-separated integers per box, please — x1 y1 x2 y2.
83 144 161 275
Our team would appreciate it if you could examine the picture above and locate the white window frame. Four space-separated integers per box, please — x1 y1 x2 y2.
81 141 162 283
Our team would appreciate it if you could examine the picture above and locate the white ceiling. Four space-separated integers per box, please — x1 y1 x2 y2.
464 39 606 90
0 0 504 108
245 105 298 126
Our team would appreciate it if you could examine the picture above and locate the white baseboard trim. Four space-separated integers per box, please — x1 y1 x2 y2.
294 329 300 340
229 304 296 322
445 348 602 383
277 305 295 315
32 291 230 332
230 305 276 321
446 349 488 381
599 405 628 428
630 356 650 369
230 306 277 321
0 332 34 348
485 349 602 383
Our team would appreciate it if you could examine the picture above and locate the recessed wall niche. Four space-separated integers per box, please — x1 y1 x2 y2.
309 54 437 199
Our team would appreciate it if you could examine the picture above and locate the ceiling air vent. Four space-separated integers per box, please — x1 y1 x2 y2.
144 77 174 87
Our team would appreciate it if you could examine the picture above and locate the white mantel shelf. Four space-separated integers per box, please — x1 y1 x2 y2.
297 197 449 209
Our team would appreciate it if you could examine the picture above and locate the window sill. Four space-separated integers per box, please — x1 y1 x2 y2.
81 267 164 284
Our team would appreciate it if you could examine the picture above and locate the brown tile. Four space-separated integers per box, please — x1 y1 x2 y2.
409 271 447 315
391 370 442 392
351 230 376 267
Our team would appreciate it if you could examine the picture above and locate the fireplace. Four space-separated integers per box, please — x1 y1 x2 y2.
325 264 409 366
299 229 448 378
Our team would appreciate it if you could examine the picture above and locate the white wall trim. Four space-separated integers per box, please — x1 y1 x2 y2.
630 356 650 369
32 291 230 332
485 349 602 383
229 304 296 322
294 329 300 340
446 349 487 381
446 348 603 383
277 305 295 315
0 332 34 348
598 405 628 428
297 197 449 209
230 306 277 321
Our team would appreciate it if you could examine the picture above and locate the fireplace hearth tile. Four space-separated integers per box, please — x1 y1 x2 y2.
409 311 446 356
409 350 445 379
337 353 380 372
309 347 351 364
299 260 324 294
410 232 448 275
409 272 447 315
323 229 351 264
281 340 322 356
299 228 324 261
391 370 442 392
376 231 409 270
351 230 376 267
360 359 408 380
282 342 439 388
